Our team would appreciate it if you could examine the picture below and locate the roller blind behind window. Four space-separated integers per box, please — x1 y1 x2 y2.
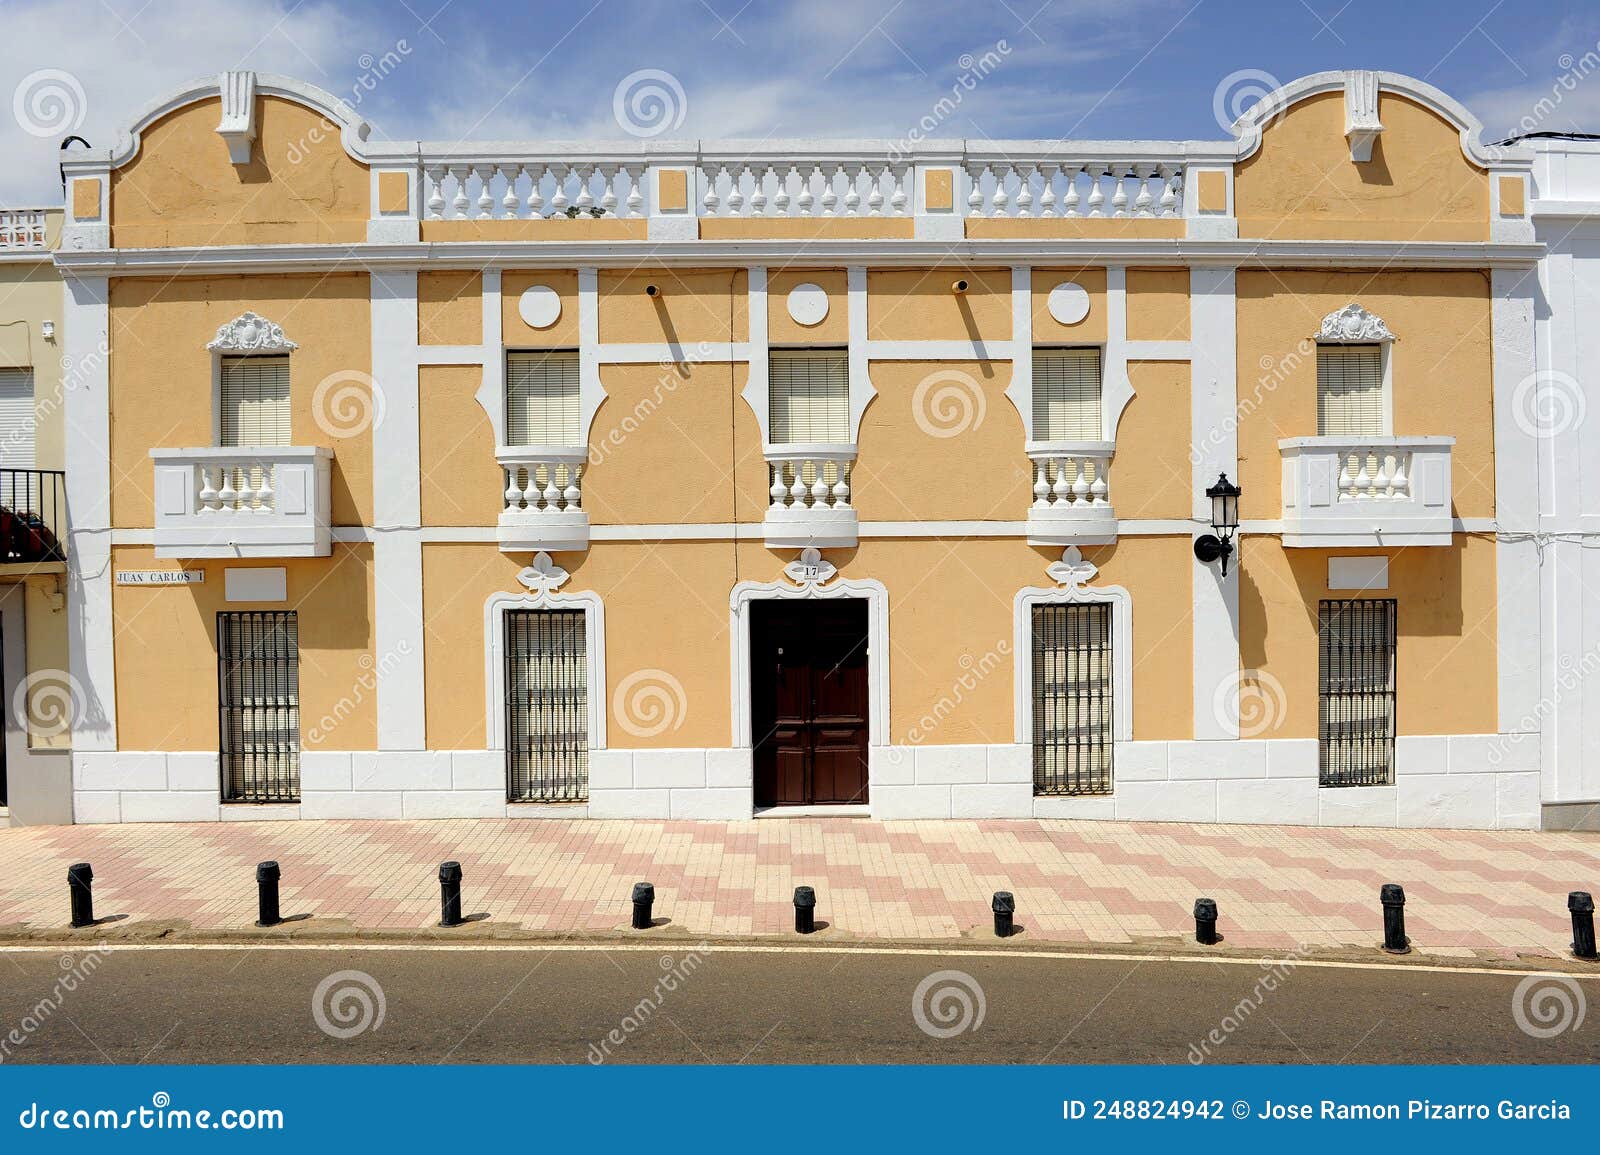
219 356 291 448
506 351 581 445
1317 345 1384 438
0 368 36 468
769 350 849 444
1032 349 1102 441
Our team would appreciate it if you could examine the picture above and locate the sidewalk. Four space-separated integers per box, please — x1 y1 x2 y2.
1 817 1596 959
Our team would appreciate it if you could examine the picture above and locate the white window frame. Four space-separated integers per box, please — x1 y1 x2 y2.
1313 304 1395 437
505 348 582 446
206 312 299 447
1029 345 1105 441
483 588 606 752
1013 579 1132 746
766 346 852 445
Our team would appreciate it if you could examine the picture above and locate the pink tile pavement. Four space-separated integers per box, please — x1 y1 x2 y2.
0 817 1596 959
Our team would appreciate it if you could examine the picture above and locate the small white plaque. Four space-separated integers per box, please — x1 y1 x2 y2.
518 285 562 329
225 567 288 603
786 283 829 327
1327 556 1388 591
1047 281 1090 325
116 570 204 585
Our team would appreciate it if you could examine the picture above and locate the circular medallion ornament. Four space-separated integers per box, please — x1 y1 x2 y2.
518 285 562 329
1047 281 1090 326
786 283 829 327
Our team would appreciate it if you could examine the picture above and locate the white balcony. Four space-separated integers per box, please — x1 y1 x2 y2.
1279 437 1455 547
1025 441 1117 546
498 446 590 553
151 447 332 558
763 444 857 549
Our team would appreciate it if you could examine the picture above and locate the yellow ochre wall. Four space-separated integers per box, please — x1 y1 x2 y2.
1239 537 1496 739
111 97 370 248
0 254 67 471
1234 269 1493 521
1234 91 1489 242
107 273 374 528
421 536 1193 752
110 545 376 751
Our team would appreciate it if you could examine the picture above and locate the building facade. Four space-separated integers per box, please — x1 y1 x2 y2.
0 206 72 826
46 68 1552 828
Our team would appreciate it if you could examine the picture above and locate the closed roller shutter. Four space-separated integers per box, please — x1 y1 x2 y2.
769 349 849 444
0 368 36 468
506 351 580 444
1316 345 1384 437
1032 349 1101 441
220 356 291 447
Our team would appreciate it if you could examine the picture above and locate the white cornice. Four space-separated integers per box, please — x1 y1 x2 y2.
1230 69 1531 170
52 237 1544 277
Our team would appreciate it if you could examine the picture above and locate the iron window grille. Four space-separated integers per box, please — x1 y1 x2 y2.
1032 602 1114 796
1318 598 1397 787
217 611 301 803
504 609 589 803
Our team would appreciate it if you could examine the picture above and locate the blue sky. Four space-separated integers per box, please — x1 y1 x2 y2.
2 0 1598 202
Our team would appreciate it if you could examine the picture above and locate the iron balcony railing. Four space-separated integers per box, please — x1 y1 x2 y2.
0 469 66 564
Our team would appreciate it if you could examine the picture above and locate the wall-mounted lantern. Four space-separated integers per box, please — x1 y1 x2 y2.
1193 473 1241 576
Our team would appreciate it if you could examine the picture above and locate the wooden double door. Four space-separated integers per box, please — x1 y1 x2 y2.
751 599 869 807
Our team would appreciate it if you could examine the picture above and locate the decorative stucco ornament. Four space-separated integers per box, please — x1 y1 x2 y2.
207 312 299 353
1046 545 1098 591
1315 303 1394 343
784 547 837 590
516 551 570 593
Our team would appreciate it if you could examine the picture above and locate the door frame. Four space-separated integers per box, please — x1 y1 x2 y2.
730 570 888 751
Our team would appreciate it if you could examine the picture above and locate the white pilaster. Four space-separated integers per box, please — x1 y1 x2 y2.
371 270 426 750
1190 266 1240 740
63 275 115 754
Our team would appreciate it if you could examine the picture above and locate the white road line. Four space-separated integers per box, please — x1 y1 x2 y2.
0 940 1594 979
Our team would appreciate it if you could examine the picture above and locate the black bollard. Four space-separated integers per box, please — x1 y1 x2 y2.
631 882 655 930
793 886 817 934
1380 883 1410 954
1569 891 1597 960
67 862 94 929
1194 897 1219 945
255 861 282 928
992 891 1015 938
438 861 463 928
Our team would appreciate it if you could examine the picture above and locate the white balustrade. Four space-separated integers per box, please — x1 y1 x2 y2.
497 446 590 552
763 444 858 548
1025 441 1118 544
150 447 332 558
963 161 1184 218
0 209 48 248
423 162 647 221
697 161 912 217
1279 436 1455 547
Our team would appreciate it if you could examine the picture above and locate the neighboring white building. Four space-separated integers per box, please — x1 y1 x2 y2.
1517 132 1600 830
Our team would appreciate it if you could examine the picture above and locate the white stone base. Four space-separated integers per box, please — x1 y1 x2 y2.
70 736 1540 829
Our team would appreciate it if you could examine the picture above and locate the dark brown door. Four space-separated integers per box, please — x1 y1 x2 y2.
751 599 869 806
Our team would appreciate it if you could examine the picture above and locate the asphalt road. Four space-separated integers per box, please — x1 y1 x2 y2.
0 945 1595 1064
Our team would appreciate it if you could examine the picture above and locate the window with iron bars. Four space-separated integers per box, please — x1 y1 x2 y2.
217 611 300 803
1031 601 1114 796
1318 598 1396 787
504 609 589 803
